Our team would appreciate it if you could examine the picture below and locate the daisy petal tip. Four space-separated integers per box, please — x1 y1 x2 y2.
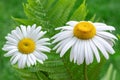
5 36 7 39
51 41 55 44
50 36 54 40
32 24 36 26
4 54 8 57
97 60 100 63
115 37 118 40
46 57 48 59
11 63 14 65
55 28 60 30
86 63 90 65
48 49 51 53
52 48 55 50
66 21 73 25
60 54 63 57
111 52 115 55
70 58 73 62
40 62 44 64
77 63 81 65
2 48 5 50
106 56 109 60
74 60 77 64
43 31 47 34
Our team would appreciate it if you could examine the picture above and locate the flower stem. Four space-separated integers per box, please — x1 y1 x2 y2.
84 62 88 80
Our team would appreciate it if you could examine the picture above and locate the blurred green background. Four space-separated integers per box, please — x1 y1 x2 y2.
0 0 120 80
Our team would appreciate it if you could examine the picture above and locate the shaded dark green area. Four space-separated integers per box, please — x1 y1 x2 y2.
0 0 120 80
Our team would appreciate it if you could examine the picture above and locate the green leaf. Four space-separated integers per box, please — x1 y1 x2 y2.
69 0 88 21
12 17 36 25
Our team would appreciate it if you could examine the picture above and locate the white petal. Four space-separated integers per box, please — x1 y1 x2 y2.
51 31 72 39
28 55 34 65
60 37 77 57
95 36 115 54
52 31 73 44
87 40 94 64
29 54 36 65
29 28 43 41
26 55 31 67
70 45 74 62
95 25 115 31
33 31 47 41
16 27 23 39
18 55 23 68
37 42 51 46
70 41 78 63
66 21 78 27
21 54 27 68
53 40 63 50
89 40 100 63
73 39 79 63
77 40 85 65
36 59 43 64
84 40 90 65
5 36 18 44
26 25 31 36
4 49 18 57
11 53 21 65
56 37 73 53
31 24 36 30
20 25 27 37
97 31 117 40
33 51 47 61
94 23 107 26
8 33 18 41
12 30 21 40
36 38 50 44
5 41 17 46
18 54 27 68
36 46 51 52
55 26 73 30
2 45 17 51
11 30 21 40
35 26 41 33
104 38 114 46
92 37 109 59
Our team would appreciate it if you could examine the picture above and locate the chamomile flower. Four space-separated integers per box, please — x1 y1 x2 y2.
2 24 51 68
52 21 117 65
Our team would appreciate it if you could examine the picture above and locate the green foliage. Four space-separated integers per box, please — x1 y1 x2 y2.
12 0 109 80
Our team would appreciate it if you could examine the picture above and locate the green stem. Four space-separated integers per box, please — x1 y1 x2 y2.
84 62 88 80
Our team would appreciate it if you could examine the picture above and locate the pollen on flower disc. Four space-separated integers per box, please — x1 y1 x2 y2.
18 38 35 54
73 21 96 39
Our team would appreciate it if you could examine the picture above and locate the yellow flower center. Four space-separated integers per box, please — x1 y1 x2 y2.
18 38 35 54
73 21 96 39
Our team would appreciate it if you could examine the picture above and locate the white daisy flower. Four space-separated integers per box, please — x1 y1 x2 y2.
52 21 117 65
2 24 51 68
